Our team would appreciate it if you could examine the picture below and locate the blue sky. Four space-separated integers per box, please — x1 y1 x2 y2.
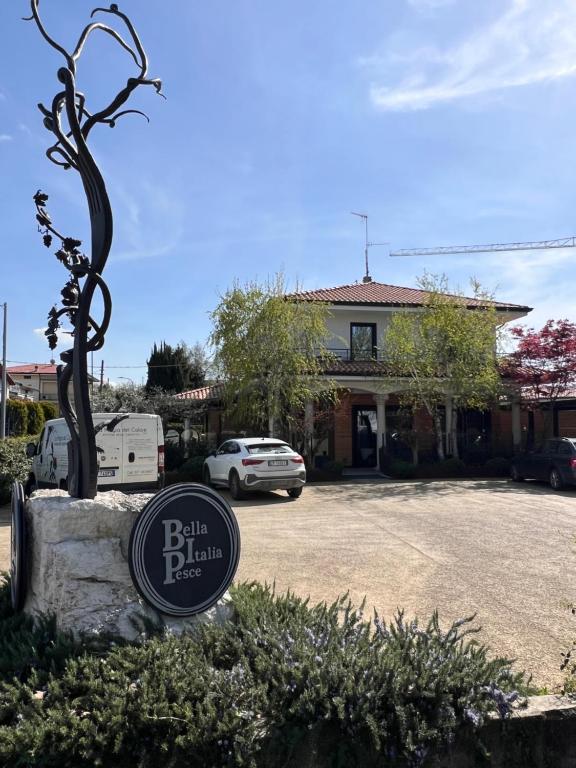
1 0 575 383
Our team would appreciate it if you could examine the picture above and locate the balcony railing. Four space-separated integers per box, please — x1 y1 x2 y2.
324 348 387 362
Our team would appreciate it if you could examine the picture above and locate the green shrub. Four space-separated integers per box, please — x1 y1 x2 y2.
165 454 210 485
179 455 206 480
6 400 27 437
0 437 33 505
323 459 344 476
388 460 417 479
0 580 528 768
164 441 187 471
417 458 466 478
461 447 491 465
39 401 58 421
484 457 511 477
25 401 45 435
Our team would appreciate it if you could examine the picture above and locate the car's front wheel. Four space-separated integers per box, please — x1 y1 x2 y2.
229 470 246 500
203 465 212 487
287 487 302 499
550 468 564 491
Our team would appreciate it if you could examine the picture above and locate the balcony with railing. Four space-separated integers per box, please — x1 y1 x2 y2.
317 348 394 376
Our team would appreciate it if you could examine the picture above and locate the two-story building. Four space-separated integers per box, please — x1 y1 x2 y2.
7 363 97 407
177 277 533 469
0 365 34 402
289 279 531 469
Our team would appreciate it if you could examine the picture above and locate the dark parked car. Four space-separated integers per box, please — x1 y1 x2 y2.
511 438 576 490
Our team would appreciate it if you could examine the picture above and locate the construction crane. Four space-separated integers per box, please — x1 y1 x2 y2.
390 236 576 258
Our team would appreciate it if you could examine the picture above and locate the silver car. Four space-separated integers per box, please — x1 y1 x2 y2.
202 437 306 499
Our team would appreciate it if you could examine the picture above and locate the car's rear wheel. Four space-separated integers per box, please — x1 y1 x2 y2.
229 470 246 500
550 468 564 491
511 465 524 482
287 487 302 499
203 466 212 487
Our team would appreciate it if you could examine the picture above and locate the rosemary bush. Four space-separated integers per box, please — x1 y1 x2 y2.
0 581 527 767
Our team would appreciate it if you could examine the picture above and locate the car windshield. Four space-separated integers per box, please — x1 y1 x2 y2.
247 444 292 455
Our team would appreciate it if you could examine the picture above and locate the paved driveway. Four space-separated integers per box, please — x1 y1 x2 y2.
0 479 574 688
230 479 576 690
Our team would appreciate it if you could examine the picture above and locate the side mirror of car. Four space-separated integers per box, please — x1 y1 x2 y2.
26 442 37 458
209 450 216 458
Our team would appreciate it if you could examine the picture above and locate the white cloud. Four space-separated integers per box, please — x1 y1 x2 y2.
0 134 13 142
367 0 576 110
108 177 185 262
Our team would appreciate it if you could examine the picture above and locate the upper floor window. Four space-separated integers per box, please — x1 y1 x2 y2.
350 323 376 361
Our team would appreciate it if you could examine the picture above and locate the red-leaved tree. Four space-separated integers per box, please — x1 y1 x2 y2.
501 319 576 438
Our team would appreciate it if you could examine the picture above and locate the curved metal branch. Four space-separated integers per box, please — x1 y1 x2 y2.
24 0 75 74
102 108 150 127
81 75 163 140
72 22 141 68
47 89 79 170
46 145 77 170
91 5 148 76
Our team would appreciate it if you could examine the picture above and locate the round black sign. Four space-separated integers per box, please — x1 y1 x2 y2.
129 483 241 617
10 481 27 612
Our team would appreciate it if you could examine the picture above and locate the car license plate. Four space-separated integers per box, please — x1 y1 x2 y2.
98 469 116 477
269 460 288 466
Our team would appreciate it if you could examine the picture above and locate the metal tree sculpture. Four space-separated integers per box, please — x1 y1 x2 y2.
27 1 162 498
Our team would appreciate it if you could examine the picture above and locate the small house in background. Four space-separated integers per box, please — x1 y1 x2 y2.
7 362 98 407
0 365 33 401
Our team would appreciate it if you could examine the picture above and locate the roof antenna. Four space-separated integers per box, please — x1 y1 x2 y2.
351 212 389 283
351 212 370 282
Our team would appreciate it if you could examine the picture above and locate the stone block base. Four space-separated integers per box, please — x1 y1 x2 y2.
23 489 233 640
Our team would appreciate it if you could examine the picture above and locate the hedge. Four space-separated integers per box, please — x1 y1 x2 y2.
25 401 44 435
0 581 529 767
0 436 34 505
6 400 27 437
39 401 58 421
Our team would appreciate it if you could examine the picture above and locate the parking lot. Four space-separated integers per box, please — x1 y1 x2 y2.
230 479 576 689
1 478 574 688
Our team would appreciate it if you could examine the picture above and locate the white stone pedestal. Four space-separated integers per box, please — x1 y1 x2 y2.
24 489 232 640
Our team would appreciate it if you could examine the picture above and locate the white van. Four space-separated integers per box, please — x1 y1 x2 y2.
26 413 165 493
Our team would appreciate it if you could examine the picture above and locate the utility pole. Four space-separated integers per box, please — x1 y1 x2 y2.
0 303 7 439
99 360 104 393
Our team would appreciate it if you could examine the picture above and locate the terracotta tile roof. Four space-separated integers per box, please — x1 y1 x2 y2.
8 364 58 375
289 281 531 312
0 366 14 385
175 383 224 402
320 359 393 377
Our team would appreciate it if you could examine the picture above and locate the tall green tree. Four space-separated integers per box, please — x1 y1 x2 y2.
210 274 338 436
146 341 207 393
384 274 502 461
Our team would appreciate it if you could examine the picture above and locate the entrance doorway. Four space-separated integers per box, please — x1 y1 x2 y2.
352 406 377 467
